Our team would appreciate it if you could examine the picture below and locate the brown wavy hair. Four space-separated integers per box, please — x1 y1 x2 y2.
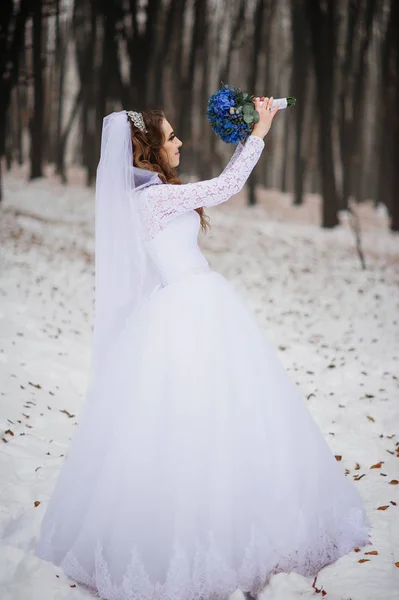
129 109 210 233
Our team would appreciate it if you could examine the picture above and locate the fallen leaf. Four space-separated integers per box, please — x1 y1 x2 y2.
354 548 361 552
358 559 370 563
377 505 389 510
389 480 398 485
28 382 42 389
370 462 384 469
311 576 326 595
60 409 75 418
335 455 342 461
354 474 366 480
365 550 378 555
390 501 397 506
367 416 375 422
34 501 40 507
4 429 14 436
355 463 361 470
395 562 399 568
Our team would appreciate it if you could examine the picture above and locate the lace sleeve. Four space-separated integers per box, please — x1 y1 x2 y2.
142 135 264 239
220 141 245 175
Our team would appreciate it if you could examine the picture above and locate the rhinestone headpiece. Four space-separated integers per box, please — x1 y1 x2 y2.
126 110 147 132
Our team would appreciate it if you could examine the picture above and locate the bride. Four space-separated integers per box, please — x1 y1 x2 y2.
35 96 370 600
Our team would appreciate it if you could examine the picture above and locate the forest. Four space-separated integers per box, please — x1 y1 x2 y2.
1 0 399 230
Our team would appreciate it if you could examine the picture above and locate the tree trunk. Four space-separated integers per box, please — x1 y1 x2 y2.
339 0 360 210
16 82 24 165
306 0 339 227
247 0 266 206
259 0 277 189
376 0 395 218
55 0 66 172
220 0 246 83
30 0 44 179
280 110 290 193
178 0 206 146
291 0 310 205
350 0 376 203
0 0 31 199
390 0 399 231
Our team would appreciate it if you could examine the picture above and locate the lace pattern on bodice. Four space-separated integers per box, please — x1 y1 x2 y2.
138 135 265 242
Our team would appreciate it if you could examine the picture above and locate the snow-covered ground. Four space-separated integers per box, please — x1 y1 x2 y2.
0 165 398 600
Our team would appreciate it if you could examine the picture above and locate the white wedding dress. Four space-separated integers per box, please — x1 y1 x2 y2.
35 135 370 599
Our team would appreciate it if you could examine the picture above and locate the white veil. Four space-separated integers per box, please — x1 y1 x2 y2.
91 110 162 373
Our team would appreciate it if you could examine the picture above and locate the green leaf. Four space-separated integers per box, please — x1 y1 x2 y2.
253 111 260 124
243 114 254 124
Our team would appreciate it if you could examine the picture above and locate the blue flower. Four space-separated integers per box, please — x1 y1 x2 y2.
207 85 252 144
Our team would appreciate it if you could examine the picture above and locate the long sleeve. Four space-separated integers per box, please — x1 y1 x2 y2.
219 141 245 175
141 135 264 240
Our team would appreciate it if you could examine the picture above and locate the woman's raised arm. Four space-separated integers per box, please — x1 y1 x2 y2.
143 135 264 233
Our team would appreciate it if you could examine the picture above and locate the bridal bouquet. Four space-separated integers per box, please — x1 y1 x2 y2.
207 84 296 144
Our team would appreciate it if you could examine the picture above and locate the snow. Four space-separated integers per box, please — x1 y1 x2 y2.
0 165 398 600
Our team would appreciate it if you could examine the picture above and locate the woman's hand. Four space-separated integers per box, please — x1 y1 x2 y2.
251 96 279 140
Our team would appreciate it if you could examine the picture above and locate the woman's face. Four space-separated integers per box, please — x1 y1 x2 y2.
161 118 183 168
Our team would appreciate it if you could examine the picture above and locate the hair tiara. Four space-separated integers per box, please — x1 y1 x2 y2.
126 110 147 132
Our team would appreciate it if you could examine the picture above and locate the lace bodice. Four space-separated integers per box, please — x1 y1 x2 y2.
136 135 264 286
138 135 264 242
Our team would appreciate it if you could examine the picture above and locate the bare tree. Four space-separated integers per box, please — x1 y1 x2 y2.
339 0 376 209
306 0 339 227
290 0 310 205
0 0 32 199
247 0 267 206
388 0 399 231
30 0 44 179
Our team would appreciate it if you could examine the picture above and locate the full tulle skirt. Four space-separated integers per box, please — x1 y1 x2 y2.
35 269 370 599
